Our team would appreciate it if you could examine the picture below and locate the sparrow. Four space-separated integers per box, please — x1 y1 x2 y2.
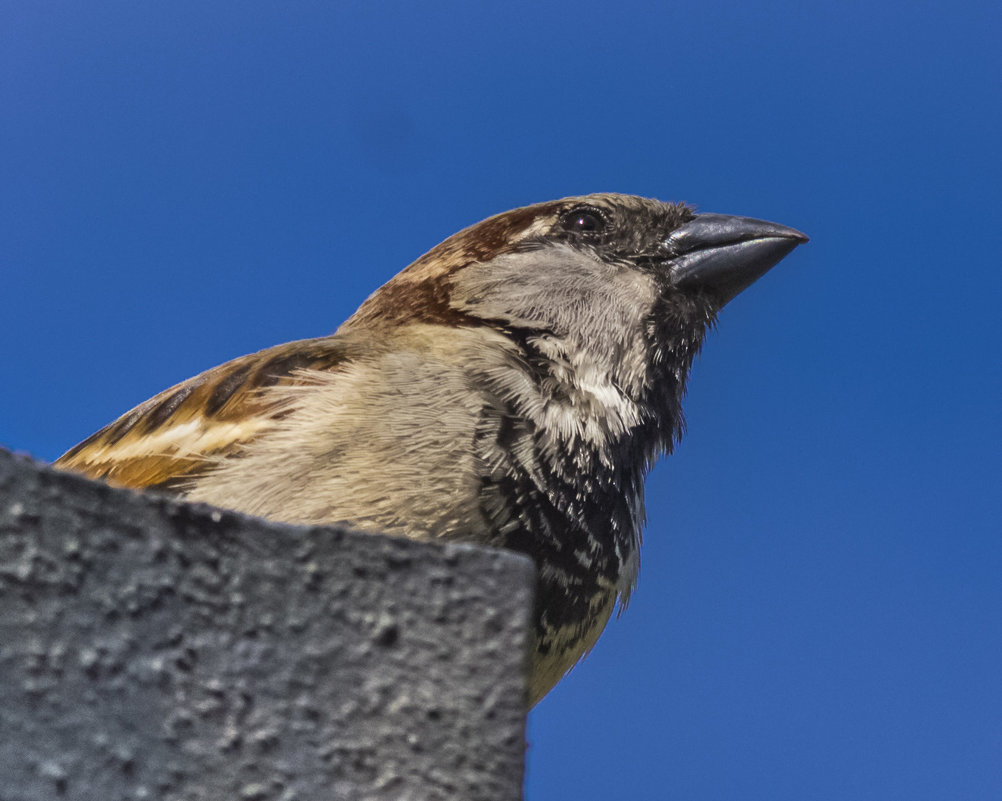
55 193 807 706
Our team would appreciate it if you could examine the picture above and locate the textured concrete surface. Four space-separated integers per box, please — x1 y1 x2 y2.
0 448 533 801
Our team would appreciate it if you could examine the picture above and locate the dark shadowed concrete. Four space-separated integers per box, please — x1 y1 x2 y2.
0 448 533 801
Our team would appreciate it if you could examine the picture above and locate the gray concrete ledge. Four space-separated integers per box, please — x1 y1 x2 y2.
0 448 533 801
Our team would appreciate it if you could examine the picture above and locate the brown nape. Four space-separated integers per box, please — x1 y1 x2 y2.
347 269 473 330
343 202 555 330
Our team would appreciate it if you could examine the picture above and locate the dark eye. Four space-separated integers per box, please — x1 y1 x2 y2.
560 207 606 235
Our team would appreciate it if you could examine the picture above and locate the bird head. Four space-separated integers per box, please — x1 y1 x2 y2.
341 193 807 420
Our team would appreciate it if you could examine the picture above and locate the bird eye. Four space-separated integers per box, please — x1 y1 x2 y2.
560 207 607 235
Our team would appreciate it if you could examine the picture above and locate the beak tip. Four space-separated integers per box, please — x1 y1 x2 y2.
667 213 808 306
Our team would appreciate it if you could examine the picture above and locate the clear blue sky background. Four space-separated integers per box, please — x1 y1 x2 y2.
3 2 1000 798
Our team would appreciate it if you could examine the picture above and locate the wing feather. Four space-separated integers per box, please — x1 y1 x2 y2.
55 337 352 492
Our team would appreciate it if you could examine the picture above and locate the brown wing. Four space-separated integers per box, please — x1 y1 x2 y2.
55 337 353 492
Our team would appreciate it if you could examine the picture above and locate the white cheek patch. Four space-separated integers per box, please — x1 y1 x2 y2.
452 243 656 333
522 331 645 449
536 366 641 447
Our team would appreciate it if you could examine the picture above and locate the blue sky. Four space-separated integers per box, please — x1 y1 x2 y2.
3 1 1001 798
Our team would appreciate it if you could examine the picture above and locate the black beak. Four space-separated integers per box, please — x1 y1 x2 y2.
665 214 808 306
